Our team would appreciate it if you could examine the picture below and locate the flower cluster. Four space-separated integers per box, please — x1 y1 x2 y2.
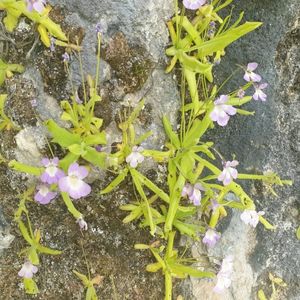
244 63 268 101
210 62 267 127
35 158 91 204
213 255 234 293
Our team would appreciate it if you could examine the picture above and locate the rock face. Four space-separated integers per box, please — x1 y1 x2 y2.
189 0 300 299
0 0 299 299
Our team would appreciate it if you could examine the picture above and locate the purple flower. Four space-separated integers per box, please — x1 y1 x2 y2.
18 262 38 279
30 99 38 107
50 37 56 52
253 83 268 101
237 88 245 99
34 184 57 204
202 228 221 247
240 210 265 228
26 0 46 13
207 21 216 38
183 0 207 10
58 163 91 200
95 145 103 152
243 62 262 82
62 52 70 63
218 160 239 186
213 255 234 294
126 146 144 168
95 20 107 35
210 95 237 127
182 183 205 206
77 217 88 230
41 157 65 184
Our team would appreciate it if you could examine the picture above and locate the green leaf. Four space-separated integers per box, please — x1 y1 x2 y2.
61 192 82 219
46 120 81 148
3 11 21 32
68 143 87 156
8 160 43 176
73 270 90 287
177 51 213 82
28 247 39 265
130 169 156 235
257 289 268 300
83 132 107 146
82 146 107 168
188 22 263 57
100 169 129 194
163 116 180 148
36 244 62 255
23 278 39 295
146 262 163 273
59 152 79 171
18 221 33 245
228 96 252 106
296 227 300 240
183 112 212 148
236 108 255 116
169 263 215 278
131 169 170 203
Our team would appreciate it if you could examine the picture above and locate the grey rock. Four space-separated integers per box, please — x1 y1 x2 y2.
190 0 300 299
0 209 14 253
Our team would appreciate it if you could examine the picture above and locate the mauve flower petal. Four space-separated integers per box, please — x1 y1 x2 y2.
223 105 237 116
58 177 70 193
251 73 262 82
125 153 133 164
218 171 225 182
247 62 258 71
183 0 206 10
223 171 233 185
33 2 45 13
69 181 91 199
209 109 219 121
52 157 59 166
136 153 145 163
260 83 268 89
41 158 50 166
217 114 230 127
68 163 80 175
130 159 138 168
77 166 89 179
230 160 239 167
229 168 238 179
243 73 251 82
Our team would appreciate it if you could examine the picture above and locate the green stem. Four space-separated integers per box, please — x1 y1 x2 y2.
61 192 82 219
164 272 172 300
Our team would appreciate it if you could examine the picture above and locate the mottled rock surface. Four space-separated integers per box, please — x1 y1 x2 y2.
189 0 300 299
0 0 299 299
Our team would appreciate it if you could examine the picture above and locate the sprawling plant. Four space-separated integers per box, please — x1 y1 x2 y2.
1 0 292 299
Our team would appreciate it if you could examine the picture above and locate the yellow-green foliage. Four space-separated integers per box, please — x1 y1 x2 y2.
0 0 67 47
0 58 24 85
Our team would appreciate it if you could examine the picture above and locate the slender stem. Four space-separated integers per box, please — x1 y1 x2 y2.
164 272 172 300
77 40 87 105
